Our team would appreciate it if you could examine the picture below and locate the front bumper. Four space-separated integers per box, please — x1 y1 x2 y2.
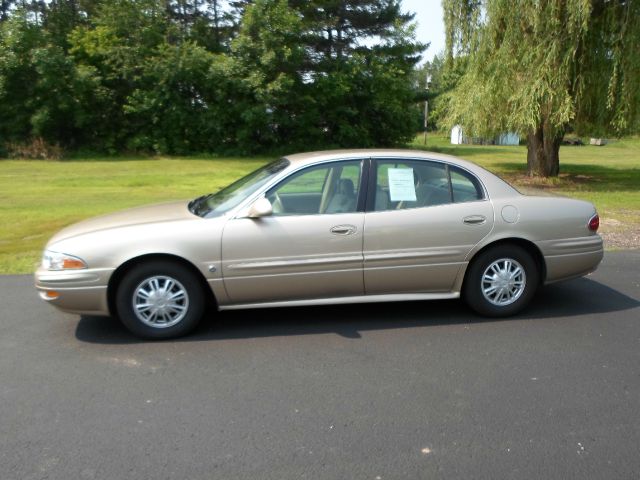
35 267 115 316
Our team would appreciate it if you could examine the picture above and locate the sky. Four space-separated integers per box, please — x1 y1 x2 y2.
402 0 446 62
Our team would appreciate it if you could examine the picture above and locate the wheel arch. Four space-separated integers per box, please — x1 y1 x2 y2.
462 238 547 292
107 253 217 317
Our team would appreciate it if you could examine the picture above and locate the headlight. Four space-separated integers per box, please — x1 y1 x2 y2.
42 250 88 270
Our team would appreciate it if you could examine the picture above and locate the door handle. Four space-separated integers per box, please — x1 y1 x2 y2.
463 215 486 225
330 224 357 235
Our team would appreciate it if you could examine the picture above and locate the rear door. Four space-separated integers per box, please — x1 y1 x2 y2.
363 158 494 294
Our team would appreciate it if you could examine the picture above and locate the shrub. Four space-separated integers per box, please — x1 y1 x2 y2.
5 137 64 160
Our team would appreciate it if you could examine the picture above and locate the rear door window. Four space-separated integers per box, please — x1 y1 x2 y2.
373 160 451 211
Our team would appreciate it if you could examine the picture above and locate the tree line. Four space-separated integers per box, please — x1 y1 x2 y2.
0 0 424 155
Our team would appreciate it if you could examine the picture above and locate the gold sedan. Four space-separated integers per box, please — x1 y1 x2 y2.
36 150 603 339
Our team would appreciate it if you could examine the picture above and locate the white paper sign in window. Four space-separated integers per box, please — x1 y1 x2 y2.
387 168 417 202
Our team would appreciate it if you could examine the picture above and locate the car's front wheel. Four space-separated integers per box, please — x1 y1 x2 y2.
116 261 205 339
463 245 539 317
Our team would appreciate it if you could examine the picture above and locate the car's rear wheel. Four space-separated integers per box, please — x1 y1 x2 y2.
116 261 205 339
463 245 539 317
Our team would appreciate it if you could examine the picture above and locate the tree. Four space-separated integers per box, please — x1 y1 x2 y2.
232 0 424 151
0 9 100 147
0 12 44 142
164 0 237 52
289 0 422 73
0 0 425 155
442 0 640 177
124 42 237 153
68 0 171 150
41 0 86 52
230 0 307 150
1 0 17 21
443 0 481 64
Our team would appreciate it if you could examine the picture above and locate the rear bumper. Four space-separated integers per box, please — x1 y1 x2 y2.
35 267 114 316
540 235 604 284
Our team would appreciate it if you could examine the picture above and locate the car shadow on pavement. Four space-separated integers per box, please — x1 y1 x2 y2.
75 277 639 345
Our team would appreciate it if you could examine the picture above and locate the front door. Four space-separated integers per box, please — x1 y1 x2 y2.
221 160 365 305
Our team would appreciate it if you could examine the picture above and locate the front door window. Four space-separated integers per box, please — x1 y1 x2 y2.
266 161 362 215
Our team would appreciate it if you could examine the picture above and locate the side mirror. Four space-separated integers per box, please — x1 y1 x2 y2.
247 197 273 218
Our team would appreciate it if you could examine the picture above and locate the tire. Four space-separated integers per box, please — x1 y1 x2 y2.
463 245 539 317
116 261 205 339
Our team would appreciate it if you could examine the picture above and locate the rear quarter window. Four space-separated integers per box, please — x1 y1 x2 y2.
450 166 484 203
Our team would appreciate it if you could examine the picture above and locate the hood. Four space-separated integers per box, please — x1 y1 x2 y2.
48 200 197 244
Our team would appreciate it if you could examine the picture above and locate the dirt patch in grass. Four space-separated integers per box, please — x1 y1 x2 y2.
507 172 603 191
599 212 640 250
600 229 640 250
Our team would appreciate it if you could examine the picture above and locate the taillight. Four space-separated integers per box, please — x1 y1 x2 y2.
588 214 599 232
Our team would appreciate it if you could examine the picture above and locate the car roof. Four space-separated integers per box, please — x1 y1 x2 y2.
284 149 476 169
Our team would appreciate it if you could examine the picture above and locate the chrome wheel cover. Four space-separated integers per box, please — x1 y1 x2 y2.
481 258 526 307
132 276 189 328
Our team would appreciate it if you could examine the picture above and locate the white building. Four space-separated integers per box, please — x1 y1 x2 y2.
450 125 519 146
450 125 465 144
497 132 519 145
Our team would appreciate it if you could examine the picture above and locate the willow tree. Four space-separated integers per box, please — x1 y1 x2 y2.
443 0 640 177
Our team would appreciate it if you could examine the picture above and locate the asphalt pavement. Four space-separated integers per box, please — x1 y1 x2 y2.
1 251 639 479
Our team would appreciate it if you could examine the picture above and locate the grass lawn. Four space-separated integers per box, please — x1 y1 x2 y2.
1 137 638 274
0 156 274 274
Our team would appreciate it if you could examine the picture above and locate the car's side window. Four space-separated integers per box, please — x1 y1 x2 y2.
450 166 485 202
266 160 362 216
373 160 451 211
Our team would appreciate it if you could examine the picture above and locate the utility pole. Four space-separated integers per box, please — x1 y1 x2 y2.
423 74 431 145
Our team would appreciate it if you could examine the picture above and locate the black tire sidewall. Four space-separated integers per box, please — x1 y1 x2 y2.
463 245 539 317
116 261 205 339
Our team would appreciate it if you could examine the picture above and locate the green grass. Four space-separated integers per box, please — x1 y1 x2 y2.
1 138 638 274
0 156 274 274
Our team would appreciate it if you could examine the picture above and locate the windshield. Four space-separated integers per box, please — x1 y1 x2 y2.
189 159 290 218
